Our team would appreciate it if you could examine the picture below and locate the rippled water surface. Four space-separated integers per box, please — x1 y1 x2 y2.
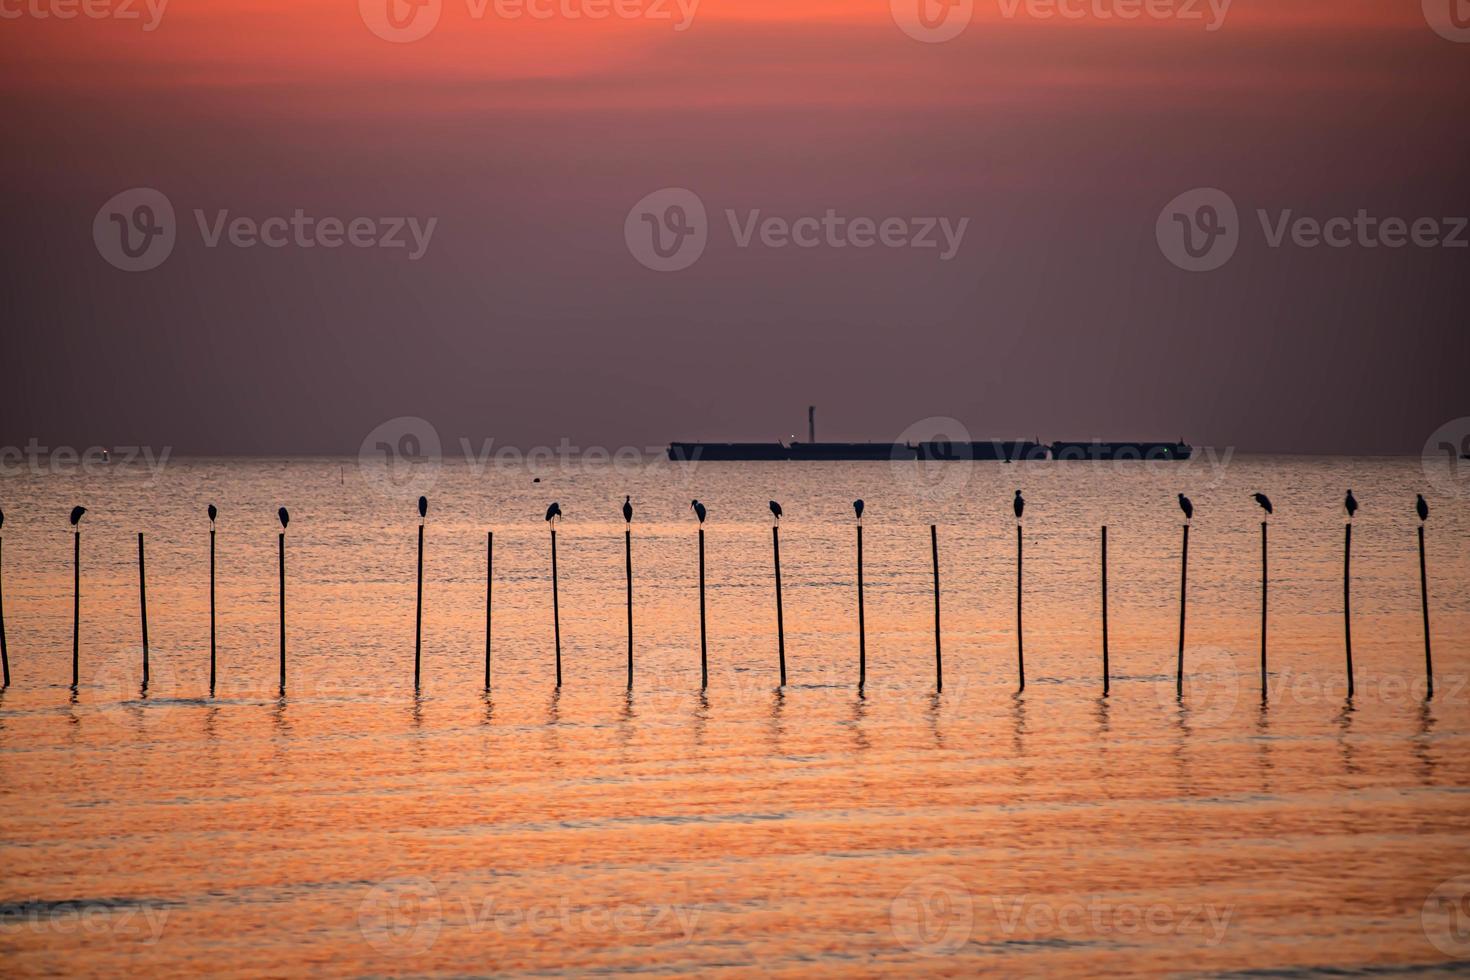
2 455 1468 975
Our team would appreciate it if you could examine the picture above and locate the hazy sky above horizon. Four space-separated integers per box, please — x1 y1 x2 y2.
2 0 1466 455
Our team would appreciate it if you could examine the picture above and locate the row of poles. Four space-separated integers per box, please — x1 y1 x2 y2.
0 491 1440 699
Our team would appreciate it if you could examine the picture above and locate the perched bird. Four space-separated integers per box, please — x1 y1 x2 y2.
0 507 5 530
691 500 707 524
545 502 562 523
1252 493 1273 516
769 500 783 523
418 496 428 520
1417 494 1429 523
207 504 217 524
70 505 86 526
853 499 864 522
278 507 289 529
1013 490 1025 521
622 495 633 524
1178 493 1194 522
1344 490 1358 520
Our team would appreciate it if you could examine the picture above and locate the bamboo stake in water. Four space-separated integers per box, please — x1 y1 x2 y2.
551 525 562 688
624 527 633 688
1177 524 1189 696
1343 522 1354 698
414 497 426 689
208 508 217 695
1101 525 1109 697
856 522 866 691
698 527 708 690
930 524 942 693
772 525 785 685
1 532 9 689
1419 523 1432 699
72 528 81 688
278 530 286 695
1260 520 1268 701
485 531 494 689
1016 523 1025 693
138 533 150 691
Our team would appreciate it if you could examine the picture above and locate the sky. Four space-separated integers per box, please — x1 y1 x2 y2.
1 0 1467 455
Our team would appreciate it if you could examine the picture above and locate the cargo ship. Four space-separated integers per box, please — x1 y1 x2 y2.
667 409 1190 462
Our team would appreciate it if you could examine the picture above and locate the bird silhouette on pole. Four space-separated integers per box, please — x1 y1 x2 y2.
1345 490 1358 520
691 500 707 524
769 500 783 523
546 502 562 523
1178 494 1193 522
853 499 864 523
1253 493 1273 516
418 496 428 521
623 495 633 524
1013 490 1025 521
208 504 218 524
278 507 290 530
70 506 86 527
1417 494 1429 523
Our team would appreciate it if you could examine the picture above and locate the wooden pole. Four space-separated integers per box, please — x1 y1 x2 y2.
138 533 150 691
773 525 785 685
1343 522 1353 698
856 524 865 691
1016 523 1024 693
1101 525 1109 697
493 528 499 690
278 531 286 695
1419 524 1433 699
73 528 81 690
1260 520 1268 701
1 536 9 688
625 527 633 688
698 527 707 690
209 526 216 695
930 524 942 693
550 526 561 688
1176 524 1188 696
414 522 424 689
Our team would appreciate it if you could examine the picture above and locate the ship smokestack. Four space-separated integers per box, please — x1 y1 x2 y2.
808 406 815 444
